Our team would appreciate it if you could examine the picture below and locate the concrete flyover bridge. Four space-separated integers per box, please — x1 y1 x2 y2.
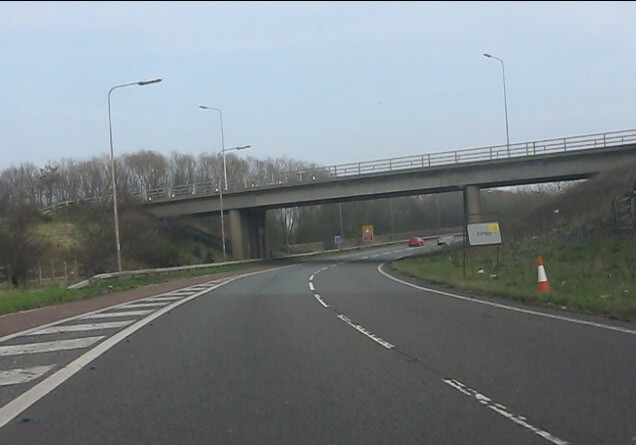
142 128 636 260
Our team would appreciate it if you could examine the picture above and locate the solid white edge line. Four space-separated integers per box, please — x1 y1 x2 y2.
0 289 211 428
0 266 287 429
377 263 636 336
0 270 282 344
1 293 186 344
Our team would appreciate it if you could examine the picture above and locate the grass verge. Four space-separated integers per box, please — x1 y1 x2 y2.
389 233 636 322
0 262 261 316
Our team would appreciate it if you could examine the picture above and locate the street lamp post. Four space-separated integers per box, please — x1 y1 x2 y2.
199 105 237 191
339 202 344 243
389 197 395 241
108 78 162 272
217 177 226 262
199 104 250 262
483 53 510 155
214 145 251 262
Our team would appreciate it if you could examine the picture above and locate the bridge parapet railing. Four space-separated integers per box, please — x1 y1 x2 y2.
144 128 636 201
320 128 636 178
146 181 220 201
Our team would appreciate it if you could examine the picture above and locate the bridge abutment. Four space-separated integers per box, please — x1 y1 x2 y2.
229 208 268 260
463 185 482 224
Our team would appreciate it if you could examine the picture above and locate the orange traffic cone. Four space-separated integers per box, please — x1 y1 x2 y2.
537 256 550 292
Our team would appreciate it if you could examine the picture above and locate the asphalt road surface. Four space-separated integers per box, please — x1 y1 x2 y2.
1 241 634 444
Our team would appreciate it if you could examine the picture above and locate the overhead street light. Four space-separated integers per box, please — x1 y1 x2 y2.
483 53 510 155
199 105 250 261
220 142 250 190
108 78 162 272
198 105 228 191
216 145 251 261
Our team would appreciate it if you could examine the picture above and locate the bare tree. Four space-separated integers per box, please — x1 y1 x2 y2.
57 158 84 202
122 150 170 195
244 157 273 186
224 153 250 189
169 151 197 188
1 164 40 207
76 156 110 201
38 163 61 206
0 194 42 287
194 153 221 186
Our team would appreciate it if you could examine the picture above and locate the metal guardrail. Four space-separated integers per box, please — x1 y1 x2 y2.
67 233 464 290
67 258 261 290
140 128 636 202
41 196 107 215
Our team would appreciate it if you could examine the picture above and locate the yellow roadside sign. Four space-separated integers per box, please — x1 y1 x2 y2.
362 225 374 242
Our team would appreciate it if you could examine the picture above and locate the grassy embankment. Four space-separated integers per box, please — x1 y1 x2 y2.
0 262 257 317
390 233 636 322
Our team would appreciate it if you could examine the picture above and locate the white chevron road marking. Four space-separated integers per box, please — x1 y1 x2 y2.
0 366 56 387
0 336 104 357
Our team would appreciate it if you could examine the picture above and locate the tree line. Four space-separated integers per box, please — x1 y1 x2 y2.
0 150 550 285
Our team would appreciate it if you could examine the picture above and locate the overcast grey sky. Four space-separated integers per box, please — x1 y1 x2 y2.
1 1 634 172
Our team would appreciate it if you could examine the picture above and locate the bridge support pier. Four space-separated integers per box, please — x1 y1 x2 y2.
228 208 268 260
463 185 482 224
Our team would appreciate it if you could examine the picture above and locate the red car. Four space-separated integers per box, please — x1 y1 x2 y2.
408 236 424 247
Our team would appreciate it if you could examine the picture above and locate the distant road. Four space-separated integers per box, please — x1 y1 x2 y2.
1 241 634 444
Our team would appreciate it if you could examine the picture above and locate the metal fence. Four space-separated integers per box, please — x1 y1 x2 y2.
1 260 85 289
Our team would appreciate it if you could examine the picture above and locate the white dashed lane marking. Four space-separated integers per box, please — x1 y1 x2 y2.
337 314 395 349
444 379 569 445
313 294 329 308
307 251 572 445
